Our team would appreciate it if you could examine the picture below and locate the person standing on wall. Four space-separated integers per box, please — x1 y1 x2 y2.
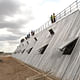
53 13 56 22
50 15 54 23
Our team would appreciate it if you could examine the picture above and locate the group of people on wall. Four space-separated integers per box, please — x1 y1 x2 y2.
20 30 37 44
26 30 35 39
26 13 56 39
25 12 56 39
20 13 56 43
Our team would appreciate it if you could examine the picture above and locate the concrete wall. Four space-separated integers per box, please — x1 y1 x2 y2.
12 10 80 80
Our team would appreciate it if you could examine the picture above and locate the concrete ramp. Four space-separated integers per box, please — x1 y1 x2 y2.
12 10 80 80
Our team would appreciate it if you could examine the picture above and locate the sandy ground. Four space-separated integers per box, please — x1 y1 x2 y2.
0 56 40 80
0 56 60 80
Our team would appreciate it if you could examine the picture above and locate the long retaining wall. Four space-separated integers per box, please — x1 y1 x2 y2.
12 10 80 80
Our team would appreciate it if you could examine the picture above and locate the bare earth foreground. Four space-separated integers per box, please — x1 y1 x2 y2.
0 56 59 80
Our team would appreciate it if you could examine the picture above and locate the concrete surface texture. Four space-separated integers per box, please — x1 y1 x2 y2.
12 10 80 80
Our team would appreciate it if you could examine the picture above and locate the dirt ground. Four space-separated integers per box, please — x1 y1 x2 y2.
0 56 41 80
0 56 60 80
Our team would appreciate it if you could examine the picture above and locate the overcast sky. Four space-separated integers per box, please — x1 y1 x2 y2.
0 0 75 52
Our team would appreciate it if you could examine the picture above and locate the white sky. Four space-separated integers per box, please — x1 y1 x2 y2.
0 0 76 53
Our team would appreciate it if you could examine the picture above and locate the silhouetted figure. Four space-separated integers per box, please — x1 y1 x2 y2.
21 38 24 43
27 33 30 38
50 15 54 23
53 13 56 22
25 37 27 40
31 30 35 36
